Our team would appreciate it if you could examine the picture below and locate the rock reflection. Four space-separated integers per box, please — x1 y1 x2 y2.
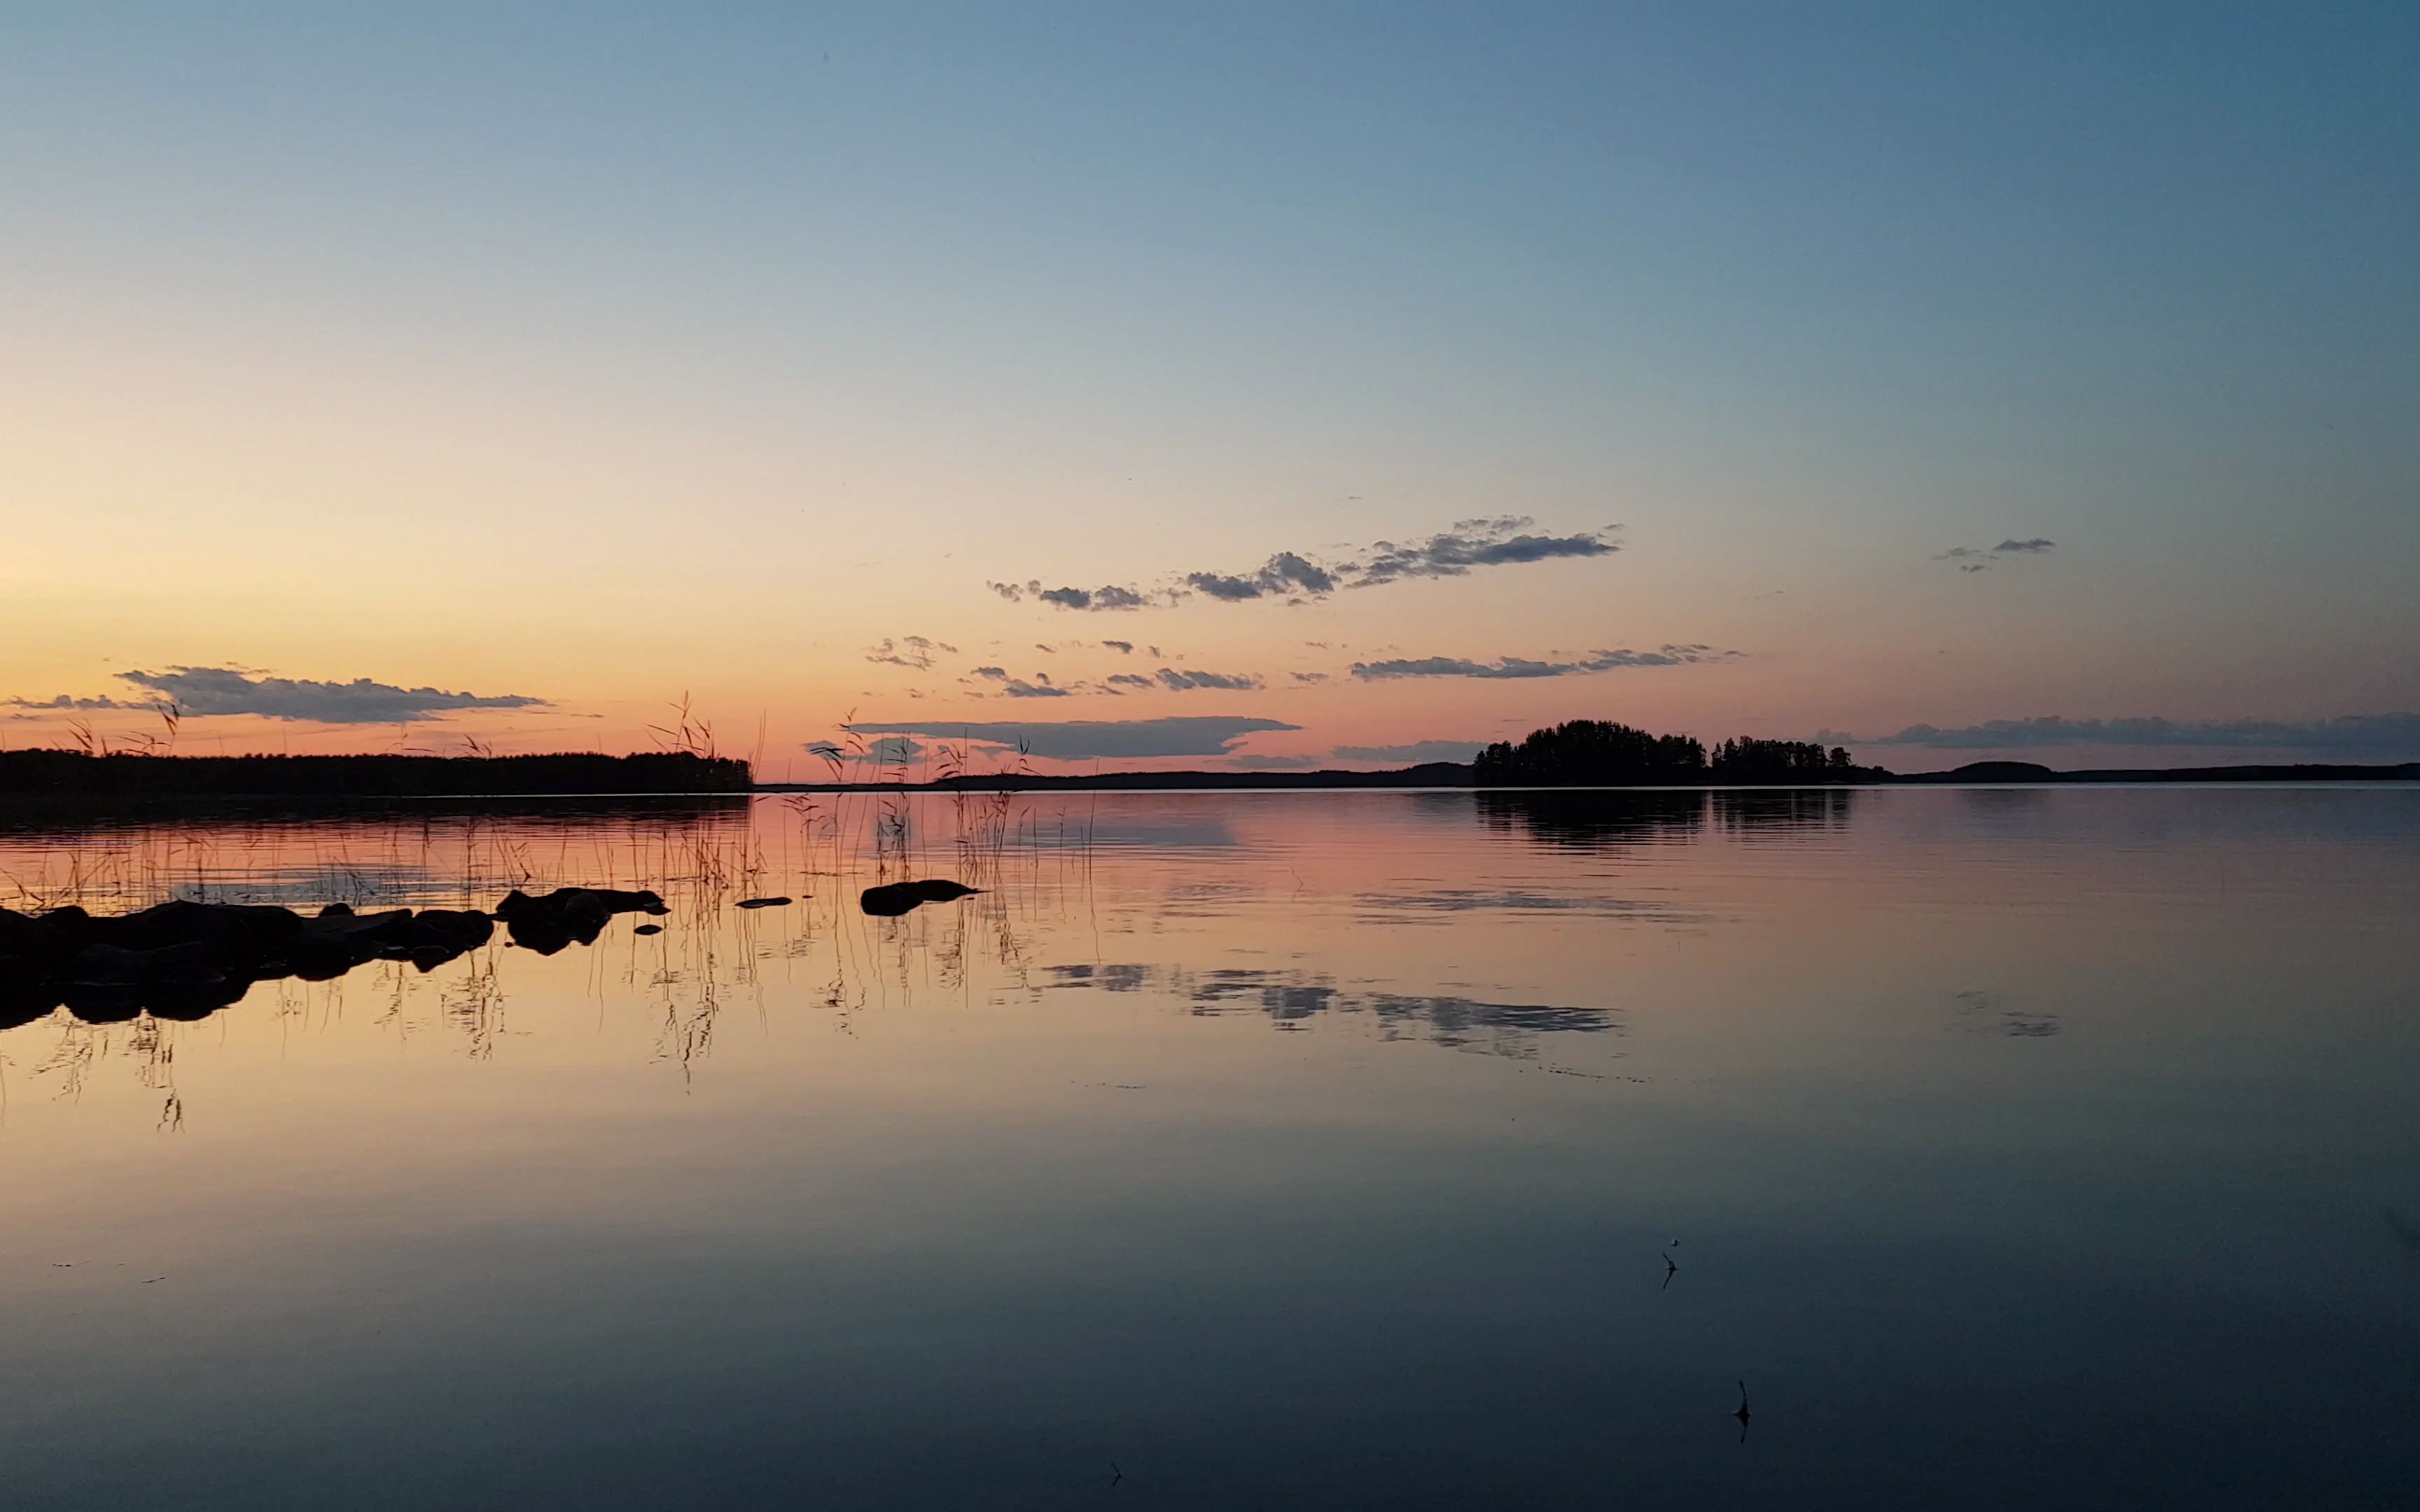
1951 989 2062 1037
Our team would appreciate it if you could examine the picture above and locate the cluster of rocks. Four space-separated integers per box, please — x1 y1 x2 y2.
492 886 667 953
0 886 667 1030
0 880 978 1030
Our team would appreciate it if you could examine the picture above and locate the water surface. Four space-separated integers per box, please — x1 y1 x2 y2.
3 787 2415 1508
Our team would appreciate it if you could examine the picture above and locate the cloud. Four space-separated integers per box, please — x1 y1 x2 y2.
1005 517 1618 612
8 667 545 724
4 694 139 711
1858 713 2420 753
1230 753 1326 769
1032 583 1151 611
1291 672 1329 684
1349 646 1735 680
1331 739 1488 763
1105 673 1156 690
1183 552 1340 602
971 666 1008 680
807 735 928 766
1101 640 1134 654
1352 517 1618 586
1155 668 1265 692
1940 538 2057 570
864 635 957 670
1000 673 1069 699
844 715 1303 761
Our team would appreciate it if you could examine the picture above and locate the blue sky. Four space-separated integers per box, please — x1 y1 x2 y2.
3 3 2415 770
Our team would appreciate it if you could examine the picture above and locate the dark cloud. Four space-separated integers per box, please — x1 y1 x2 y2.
1331 739 1488 763
1105 673 1155 690
1101 640 1134 654
8 667 546 724
1000 674 1069 699
4 694 139 711
1029 583 1151 611
1861 713 2420 752
1994 538 2057 553
1155 668 1265 692
1184 552 1340 601
1291 672 1330 684
864 635 956 670
1353 517 1618 586
971 666 1008 680
844 715 1302 761
1349 646 1734 680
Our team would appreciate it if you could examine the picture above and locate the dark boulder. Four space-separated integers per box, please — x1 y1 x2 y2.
96 900 303 958
859 879 982 917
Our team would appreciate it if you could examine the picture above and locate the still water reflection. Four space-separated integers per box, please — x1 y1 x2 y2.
1 787 2415 1508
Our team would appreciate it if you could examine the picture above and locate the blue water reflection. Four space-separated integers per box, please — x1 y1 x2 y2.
1 787 2415 1508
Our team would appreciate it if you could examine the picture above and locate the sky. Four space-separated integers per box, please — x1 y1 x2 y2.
3 2 2416 776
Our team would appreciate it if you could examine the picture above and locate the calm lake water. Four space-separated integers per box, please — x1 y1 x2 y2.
2 787 2415 1509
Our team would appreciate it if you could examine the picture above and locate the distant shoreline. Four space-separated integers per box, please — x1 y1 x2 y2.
757 758 2420 793
1 750 2413 800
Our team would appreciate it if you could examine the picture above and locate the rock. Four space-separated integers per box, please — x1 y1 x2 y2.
0 888 632 1028
858 879 982 917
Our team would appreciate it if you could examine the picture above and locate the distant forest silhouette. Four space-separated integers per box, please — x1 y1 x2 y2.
0 750 753 797
1473 720 1882 786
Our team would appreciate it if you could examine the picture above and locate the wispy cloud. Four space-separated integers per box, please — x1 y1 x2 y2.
1101 640 1134 654
864 635 957 670
1938 537 2057 572
1353 517 1617 586
1349 646 1736 680
844 716 1302 761
1854 713 2420 753
1003 517 1619 610
1155 668 1265 692
7 667 546 724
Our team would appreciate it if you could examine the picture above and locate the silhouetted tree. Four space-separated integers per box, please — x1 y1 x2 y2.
1471 720 1707 786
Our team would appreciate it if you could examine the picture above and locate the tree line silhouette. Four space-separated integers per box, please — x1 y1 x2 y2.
1472 721 1882 786
0 750 753 797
